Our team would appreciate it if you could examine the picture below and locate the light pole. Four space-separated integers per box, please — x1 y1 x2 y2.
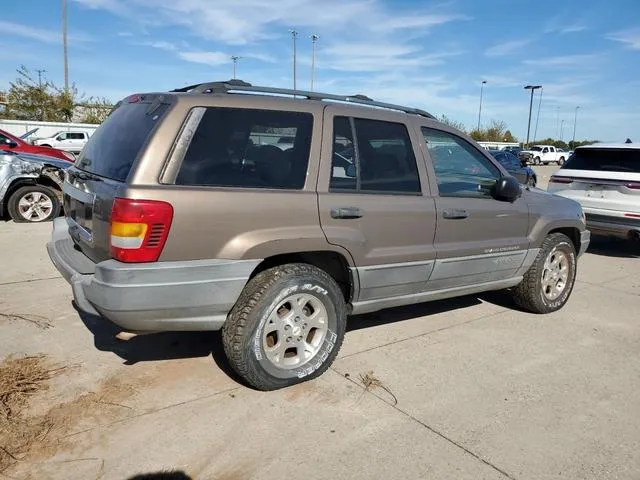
555 106 560 138
560 119 565 141
572 106 580 147
289 29 299 91
310 34 319 91
230 56 241 79
524 85 542 146
477 80 486 131
533 87 543 143
62 0 68 91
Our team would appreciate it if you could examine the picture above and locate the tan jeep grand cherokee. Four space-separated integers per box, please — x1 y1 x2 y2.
47 80 590 390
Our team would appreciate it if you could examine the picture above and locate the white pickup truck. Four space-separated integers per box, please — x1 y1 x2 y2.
524 145 570 166
32 131 91 155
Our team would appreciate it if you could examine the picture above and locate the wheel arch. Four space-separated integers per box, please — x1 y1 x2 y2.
548 226 581 254
249 250 356 303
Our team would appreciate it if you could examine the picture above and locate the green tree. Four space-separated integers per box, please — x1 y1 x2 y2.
77 97 113 124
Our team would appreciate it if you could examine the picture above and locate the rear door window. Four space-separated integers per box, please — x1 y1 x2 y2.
75 100 170 182
563 148 640 173
329 116 421 194
175 107 313 190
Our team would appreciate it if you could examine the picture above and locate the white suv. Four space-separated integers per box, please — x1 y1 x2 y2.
33 131 90 154
548 144 640 242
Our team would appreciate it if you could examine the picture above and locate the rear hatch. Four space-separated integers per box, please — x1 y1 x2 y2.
64 95 172 263
548 147 640 214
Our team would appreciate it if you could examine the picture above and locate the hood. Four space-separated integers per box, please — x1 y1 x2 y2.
2 151 72 170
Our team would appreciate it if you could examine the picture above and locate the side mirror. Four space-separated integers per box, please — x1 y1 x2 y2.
345 164 357 178
493 176 522 202
6 139 18 148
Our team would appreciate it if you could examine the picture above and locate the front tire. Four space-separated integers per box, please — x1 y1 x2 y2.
222 263 347 390
558 157 565 166
512 233 577 313
7 185 60 223
534 156 541 165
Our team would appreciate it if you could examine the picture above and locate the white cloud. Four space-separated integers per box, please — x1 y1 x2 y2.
607 28 640 50
485 39 533 57
0 21 93 44
138 41 178 52
560 24 587 34
178 51 230 66
523 53 602 67
71 0 468 45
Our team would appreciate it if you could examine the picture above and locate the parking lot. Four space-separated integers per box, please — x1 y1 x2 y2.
1 166 640 480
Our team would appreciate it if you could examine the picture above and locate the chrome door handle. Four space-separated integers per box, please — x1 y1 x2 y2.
331 207 363 219
442 208 468 219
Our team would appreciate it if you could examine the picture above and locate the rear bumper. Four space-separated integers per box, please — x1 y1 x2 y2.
46 217 260 332
585 211 640 239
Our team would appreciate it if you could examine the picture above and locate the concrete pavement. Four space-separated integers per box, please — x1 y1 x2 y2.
1 198 639 479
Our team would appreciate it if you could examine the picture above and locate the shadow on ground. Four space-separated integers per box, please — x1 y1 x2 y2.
586 235 640 259
127 472 191 480
73 302 244 384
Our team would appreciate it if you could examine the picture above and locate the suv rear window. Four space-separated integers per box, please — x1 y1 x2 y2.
175 107 313 190
563 148 640 173
75 101 169 182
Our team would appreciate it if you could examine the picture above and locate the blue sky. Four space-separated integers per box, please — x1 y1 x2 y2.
2 0 639 142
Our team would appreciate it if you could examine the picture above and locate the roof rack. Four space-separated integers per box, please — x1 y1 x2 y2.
170 79 435 119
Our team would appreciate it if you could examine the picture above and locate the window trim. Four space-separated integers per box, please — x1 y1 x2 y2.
421 126 503 200
328 115 423 196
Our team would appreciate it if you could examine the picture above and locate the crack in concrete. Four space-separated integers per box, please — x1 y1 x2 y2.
333 369 517 480
0 276 61 287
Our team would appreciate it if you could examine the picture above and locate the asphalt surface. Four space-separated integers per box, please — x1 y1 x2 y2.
1 165 639 480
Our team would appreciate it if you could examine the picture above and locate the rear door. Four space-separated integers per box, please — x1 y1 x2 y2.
419 125 531 290
64 96 172 262
318 106 437 302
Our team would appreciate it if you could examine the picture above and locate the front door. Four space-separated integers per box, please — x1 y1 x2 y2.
420 126 531 290
318 107 437 304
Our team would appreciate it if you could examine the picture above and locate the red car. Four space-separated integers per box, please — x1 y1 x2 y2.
0 128 75 162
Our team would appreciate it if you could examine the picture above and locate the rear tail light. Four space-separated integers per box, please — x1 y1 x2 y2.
549 176 573 184
110 198 173 263
626 183 640 190
624 213 640 218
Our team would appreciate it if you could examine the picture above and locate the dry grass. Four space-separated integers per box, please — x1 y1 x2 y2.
0 355 66 473
0 354 138 475
359 370 398 405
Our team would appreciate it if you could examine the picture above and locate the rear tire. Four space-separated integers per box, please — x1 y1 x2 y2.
222 263 347 391
7 185 60 223
512 233 577 314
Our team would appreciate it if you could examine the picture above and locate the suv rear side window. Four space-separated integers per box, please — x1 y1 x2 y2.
329 116 421 194
176 107 313 190
76 101 169 182
563 148 640 173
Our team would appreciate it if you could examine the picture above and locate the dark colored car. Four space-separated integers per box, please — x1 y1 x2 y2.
503 145 533 164
0 128 75 162
489 150 537 187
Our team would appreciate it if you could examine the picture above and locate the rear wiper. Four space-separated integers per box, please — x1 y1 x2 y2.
75 171 103 182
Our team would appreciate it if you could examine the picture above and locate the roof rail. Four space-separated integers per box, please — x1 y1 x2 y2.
170 79 435 119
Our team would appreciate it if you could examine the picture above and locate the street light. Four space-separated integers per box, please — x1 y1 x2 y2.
230 56 241 79
62 0 68 91
477 80 486 131
310 34 319 91
560 119 565 141
533 87 543 143
572 106 580 147
524 85 542 146
289 29 299 91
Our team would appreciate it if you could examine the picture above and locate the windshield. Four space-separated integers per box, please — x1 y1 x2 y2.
530 146 542 151
75 100 170 181
563 148 640 173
